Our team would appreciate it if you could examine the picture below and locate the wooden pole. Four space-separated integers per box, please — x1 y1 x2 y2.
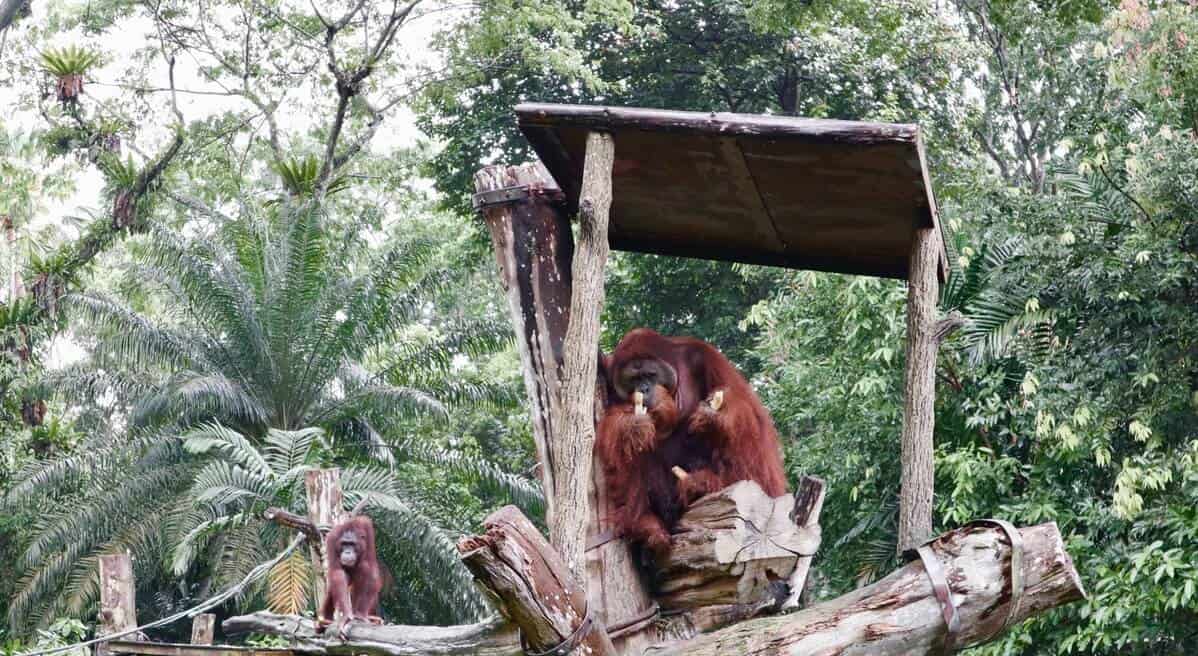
459 506 616 656
553 130 614 577
475 160 655 652
306 469 344 612
97 554 138 656
190 614 216 645
898 224 941 554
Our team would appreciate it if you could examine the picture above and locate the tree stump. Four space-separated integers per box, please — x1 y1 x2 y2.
656 480 822 612
458 506 616 655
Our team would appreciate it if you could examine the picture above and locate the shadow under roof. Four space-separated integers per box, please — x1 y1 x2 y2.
515 103 948 281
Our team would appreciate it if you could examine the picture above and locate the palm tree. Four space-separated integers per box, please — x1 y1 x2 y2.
4 203 540 629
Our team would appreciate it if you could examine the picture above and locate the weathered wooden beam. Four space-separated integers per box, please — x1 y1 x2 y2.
458 506 616 656
653 521 1085 655
655 480 820 612
782 475 825 611
97 554 139 656
474 162 571 526
191 614 216 645
898 224 942 554
516 103 920 145
109 641 294 656
221 614 518 656
475 161 655 653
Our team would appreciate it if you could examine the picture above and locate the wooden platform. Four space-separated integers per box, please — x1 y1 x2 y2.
516 103 947 280
106 642 294 656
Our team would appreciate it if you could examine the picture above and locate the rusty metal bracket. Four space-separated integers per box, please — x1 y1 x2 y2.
521 611 594 656
585 528 619 551
915 544 961 654
472 185 530 211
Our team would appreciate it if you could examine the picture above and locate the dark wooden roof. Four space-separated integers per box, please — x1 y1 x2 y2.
516 103 947 281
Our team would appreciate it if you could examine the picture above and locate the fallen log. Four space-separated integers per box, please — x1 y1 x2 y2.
228 515 1084 656
651 520 1086 655
222 612 519 656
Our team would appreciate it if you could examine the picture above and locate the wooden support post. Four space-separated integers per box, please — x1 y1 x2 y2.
898 224 941 554
475 162 572 527
459 506 616 656
190 614 216 645
783 475 825 610
306 469 344 612
476 152 655 653
97 554 138 656
553 130 614 576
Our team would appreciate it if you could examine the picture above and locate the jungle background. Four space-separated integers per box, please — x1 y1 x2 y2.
0 0 1195 653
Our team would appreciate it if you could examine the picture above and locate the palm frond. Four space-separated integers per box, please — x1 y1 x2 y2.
183 422 272 479
262 426 323 473
397 442 545 517
266 549 312 615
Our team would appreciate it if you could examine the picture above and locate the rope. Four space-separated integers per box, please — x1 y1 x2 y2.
18 534 307 656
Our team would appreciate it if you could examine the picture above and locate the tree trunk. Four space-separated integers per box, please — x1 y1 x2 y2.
552 130 613 578
475 162 572 527
305 469 344 613
475 161 654 651
97 554 139 656
898 224 941 554
653 521 1085 655
458 506 616 656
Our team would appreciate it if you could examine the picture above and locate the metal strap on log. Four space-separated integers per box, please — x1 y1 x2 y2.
967 518 1025 628
906 518 1028 654
586 528 619 551
607 603 660 641
913 544 961 654
521 611 595 656
473 185 530 210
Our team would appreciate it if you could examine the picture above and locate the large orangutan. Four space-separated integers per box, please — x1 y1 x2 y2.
316 515 383 639
595 328 786 555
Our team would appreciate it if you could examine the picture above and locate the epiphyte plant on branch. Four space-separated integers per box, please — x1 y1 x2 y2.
39 45 102 105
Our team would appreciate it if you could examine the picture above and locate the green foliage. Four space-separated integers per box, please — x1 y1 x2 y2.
5 204 537 630
38 46 101 77
271 155 349 199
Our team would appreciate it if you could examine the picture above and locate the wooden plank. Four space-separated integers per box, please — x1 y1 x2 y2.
782 476 826 611
191 614 216 645
305 469 343 611
107 642 292 656
517 103 919 145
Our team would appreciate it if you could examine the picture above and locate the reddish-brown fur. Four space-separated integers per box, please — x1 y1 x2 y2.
595 328 787 554
316 515 383 638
